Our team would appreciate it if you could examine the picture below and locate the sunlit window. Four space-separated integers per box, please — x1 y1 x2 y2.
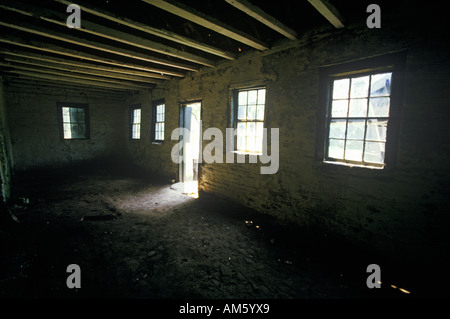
60 104 89 139
326 72 392 168
131 107 141 139
152 100 165 142
234 88 266 154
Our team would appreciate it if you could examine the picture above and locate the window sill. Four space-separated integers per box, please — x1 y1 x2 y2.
323 160 384 170
152 141 164 145
233 150 263 156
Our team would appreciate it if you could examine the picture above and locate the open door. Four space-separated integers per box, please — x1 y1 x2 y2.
179 101 201 196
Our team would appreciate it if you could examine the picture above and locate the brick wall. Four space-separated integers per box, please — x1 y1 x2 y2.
4 81 129 171
126 12 450 261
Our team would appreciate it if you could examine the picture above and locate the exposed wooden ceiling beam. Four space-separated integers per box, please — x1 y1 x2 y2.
0 21 196 75
5 77 129 97
0 35 180 79
1 56 160 85
224 0 297 40
0 62 154 90
0 2 215 68
0 50 168 81
3 71 139 92
141 0 269 51
52 0 236 61
307 0 344 29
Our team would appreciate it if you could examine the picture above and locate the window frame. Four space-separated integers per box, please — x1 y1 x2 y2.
152 99 165 143
130 104 142 140
57 102 90 140
316 51 406 172
232 86 267 154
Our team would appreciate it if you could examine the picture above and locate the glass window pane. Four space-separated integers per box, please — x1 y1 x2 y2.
348 99 367 117
333 78 350 99
247 122 255 137
345 140 364 161
246 136 256 152
238 91 247 106
69 108 79 122
364 141 385 163
70 124 79 138
350 76 370 98
77 109 85 123
346 120 365 140
256 122 264 137
78 124 86 138
63 124 72 139
331 100 348 118
370 73 392 97
237 105 246 120
248 90 257 105
247 105 257 120
329 120 346 139
237 122 246 137
63 113 71 123
368 97 390 117
256 105 265 121
328 139 344 159
160 123 164 140
257 89 266 105
366 119 387 141
255 136 263 153
237 135 245 151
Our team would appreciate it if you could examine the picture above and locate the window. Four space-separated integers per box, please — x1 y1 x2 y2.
58 103 89 139
325 72 392 168
152 100 165 142
131 107 141 139
233 88 266 154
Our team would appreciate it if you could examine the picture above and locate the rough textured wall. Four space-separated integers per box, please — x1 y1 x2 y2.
126 13 450 262
125 89 178 180
0 78 12 202
5 82 129 171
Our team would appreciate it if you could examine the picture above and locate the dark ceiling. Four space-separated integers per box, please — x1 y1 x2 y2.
0 0 414 93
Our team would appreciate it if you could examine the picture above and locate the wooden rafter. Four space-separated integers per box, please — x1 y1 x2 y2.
141 0 269 51
0 50 168 81
307 0 344 29
0 62 154 89
52 0 236 61
0 20 196 74
0 35 181 78
1 56 160 85
225 0 297 40
3 71 141 91
0 2 215 68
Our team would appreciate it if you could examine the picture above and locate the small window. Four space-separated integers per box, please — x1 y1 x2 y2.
58 103 89 139
131 107 141 140
325 72 392 168
233 88 266 154
152 100 165 142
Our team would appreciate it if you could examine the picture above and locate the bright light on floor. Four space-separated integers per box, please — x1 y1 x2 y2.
183 181 198 198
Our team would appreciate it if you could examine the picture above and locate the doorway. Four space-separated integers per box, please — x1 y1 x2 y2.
179 101 201 196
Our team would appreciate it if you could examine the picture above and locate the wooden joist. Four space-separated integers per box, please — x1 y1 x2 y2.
52 0 236 61
225 0 297 40
0 62 154 89
307 0 344 29
0 2 215 68
1 56 161 85
0 50 168 81
141 0 269 51
0 35 180 79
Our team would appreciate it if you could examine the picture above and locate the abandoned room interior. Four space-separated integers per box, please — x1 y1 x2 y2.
1 0 450 302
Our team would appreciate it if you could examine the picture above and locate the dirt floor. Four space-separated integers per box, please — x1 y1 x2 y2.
0 163 443 301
